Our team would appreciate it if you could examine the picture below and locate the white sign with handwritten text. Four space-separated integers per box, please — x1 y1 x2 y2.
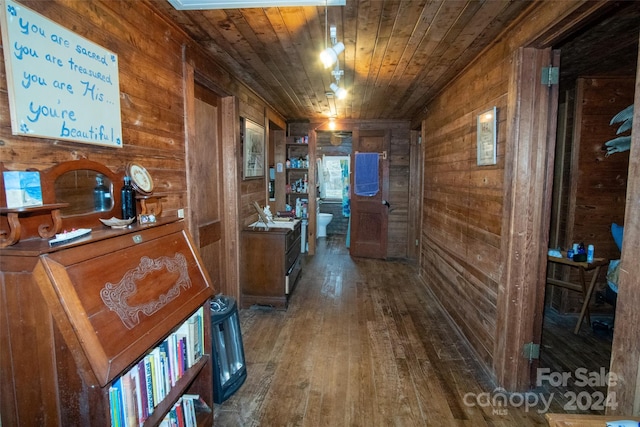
0 0 122 147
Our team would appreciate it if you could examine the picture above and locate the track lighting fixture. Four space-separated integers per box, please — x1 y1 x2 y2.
320 41 345 68
330 82 347 100
321 7 348 104
320 24 345 69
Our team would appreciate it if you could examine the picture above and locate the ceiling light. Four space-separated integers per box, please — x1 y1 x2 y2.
320 42 345 69
330 83 347 100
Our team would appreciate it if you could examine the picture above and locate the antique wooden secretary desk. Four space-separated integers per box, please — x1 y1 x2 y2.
0 159 216 426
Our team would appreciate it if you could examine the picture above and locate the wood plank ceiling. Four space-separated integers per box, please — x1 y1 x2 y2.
150 0 531 122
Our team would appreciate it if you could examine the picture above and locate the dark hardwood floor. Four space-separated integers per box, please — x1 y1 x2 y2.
215 235 614 426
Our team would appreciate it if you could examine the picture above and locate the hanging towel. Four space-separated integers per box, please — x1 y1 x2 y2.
316 158 324 197
354 152 379 196
341 158 351 217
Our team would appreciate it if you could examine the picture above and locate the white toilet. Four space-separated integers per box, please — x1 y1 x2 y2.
316 203 333 238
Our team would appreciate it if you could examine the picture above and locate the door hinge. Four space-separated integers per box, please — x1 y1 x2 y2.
541 66 559 86
523 342 540 361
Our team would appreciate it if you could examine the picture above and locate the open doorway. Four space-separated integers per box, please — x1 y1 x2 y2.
539 2 639 409
315 131 352 251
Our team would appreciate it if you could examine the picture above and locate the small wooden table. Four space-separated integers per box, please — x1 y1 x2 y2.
547 252 609 334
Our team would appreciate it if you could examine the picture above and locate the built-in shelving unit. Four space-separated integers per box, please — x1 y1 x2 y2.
286 141 309 213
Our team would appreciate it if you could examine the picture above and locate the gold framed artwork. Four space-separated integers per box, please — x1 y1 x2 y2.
243 118 265 179
477 107 497 166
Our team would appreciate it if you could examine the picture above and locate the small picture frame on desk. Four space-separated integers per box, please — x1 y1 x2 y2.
242 118 265 179
477 106 497 166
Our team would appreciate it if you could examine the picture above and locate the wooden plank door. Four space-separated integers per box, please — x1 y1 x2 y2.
349 128 390 259
187 83 224 293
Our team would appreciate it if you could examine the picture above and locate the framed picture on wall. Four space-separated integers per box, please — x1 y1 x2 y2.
243 118 265 179
477 106 497 166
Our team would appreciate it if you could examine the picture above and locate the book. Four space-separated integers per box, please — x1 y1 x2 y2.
186 307 204 367
182 394 212 415
109 386 120 427
192 309 203 362
121 373 138 427
175 325 188 376
187 316 197 367
136 359 149 422
149 348 162 404
168 334 179 387
143 355 155 413
175 398 185 427
159 340 171 397
168 406 179 427
129 367 145 426
182 396 196 427
110 377 125 427
2 170 43 208
180 337 188 374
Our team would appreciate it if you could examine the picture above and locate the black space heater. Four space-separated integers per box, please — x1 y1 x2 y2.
210 295 247 404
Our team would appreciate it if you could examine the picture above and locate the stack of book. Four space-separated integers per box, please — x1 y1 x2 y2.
108 307 205 427
159 394 212 427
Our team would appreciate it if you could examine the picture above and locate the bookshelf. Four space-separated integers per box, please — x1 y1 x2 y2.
109 307 209 426
1 218 215 426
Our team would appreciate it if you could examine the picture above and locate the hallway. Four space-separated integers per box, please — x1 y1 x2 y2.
214 236 611 426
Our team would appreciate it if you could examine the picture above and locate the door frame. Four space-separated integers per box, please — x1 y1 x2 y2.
495 5 640 406
494 47 560 391
608 39 640 415
183 61 241 301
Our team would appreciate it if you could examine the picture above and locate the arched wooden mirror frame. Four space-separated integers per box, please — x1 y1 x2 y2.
41 159 125 232
1 160 125 244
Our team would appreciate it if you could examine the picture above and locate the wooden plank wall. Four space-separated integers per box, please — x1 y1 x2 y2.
550 77 633 313
421 46 508 370
0 0 279 238
420 1 604 382
1 0 184 211
568 77 632 286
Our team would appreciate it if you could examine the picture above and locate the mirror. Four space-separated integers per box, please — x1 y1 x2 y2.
55 170 113 216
